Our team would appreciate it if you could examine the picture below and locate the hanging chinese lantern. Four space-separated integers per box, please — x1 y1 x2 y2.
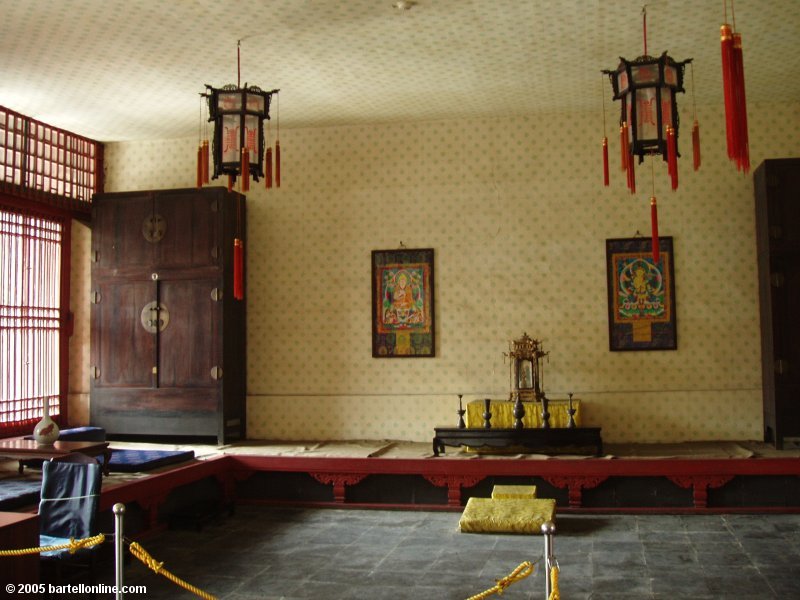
603 7 693 261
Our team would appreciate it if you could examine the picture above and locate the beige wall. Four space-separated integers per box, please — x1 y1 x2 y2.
71 101 800 443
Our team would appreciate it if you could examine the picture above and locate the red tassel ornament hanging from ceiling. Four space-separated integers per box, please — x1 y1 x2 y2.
666 126 678 190
721 1 749 172
275 140 281 188
196 145 203 189
692 120 701 171
202 140 209 184
233 238 244 301
731 31 750 172
265 146 273 189
602 137 609 187
720 23 736 159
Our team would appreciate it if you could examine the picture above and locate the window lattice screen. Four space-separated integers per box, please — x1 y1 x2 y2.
1 105 101 215
0 208 63 431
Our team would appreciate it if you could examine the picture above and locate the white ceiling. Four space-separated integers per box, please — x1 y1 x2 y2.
1 0 798 142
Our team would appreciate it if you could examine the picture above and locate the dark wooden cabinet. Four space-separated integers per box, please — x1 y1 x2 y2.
90 187 246 444
754 158 800 449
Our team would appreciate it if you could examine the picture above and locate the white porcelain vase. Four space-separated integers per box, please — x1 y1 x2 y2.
32 397 60 446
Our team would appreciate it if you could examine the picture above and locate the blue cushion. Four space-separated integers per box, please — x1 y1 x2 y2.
24 426 106 442
0 478 41 510
108 449 195 473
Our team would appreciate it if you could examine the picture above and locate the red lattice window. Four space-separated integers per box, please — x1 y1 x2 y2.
0 207 65 434
1 105 102 217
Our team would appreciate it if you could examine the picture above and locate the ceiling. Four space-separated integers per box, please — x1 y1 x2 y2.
1 0 798 142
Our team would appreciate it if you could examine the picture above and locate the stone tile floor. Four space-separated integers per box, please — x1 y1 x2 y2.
96 506 800 599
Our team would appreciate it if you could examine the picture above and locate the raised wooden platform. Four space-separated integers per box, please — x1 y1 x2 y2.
3 442 800 543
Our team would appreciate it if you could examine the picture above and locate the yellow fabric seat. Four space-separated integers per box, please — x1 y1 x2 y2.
459 497 556 534
466 399 581 429
492 484 537 499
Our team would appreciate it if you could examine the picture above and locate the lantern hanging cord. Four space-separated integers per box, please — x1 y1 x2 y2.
601 73 607 134
198 96 203 144
690 62 698 120
642 5 648 56
651 154 656 197
731 0 737 31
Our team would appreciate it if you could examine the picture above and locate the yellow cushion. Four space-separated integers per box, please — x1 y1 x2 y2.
492 485 537 499
459 497 556 534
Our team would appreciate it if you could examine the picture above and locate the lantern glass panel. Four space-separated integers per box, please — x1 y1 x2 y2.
218 92 242 112
664 65 677 86
246 93 265 115
221 114 240 163
618 69 629 94
631 63 659 86
635 88 659 140
660 91 674 130
244 114 259 160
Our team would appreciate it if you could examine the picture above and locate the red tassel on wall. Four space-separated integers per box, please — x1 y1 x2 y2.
650 197 660 264
196 145 203 188
275 140 281 188
240 148 250 192
732 32 750 173
602 137 609 186
720 23 736 160
233 238 244 301
692 120 701 171
202 140 210 184
265 147 273 189
666 126 678 190
628 151 636 194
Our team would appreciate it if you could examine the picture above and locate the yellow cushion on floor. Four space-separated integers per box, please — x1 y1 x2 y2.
492 485 537 499
459 497 556 534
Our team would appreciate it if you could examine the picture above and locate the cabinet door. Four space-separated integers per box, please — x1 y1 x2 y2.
158 277 221 388
93 192 156 270
91 279 156 388
154 189 221 270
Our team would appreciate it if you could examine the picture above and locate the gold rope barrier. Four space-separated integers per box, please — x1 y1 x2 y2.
548 565 560 600
465 560 535 600
0 534 106 556
128 541 218 600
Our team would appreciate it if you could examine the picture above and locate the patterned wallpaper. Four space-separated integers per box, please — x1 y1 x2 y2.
70 100 800 444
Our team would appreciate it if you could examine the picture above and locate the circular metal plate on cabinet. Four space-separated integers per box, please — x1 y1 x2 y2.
140 301 170 333
142 214 166 242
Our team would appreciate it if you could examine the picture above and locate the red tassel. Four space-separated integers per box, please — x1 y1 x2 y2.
265 147 273 189
275 140 281 188
621 122 635 193
196 145 203 188
240 148 250 192
732 32 750 173
620 124 627 171
227 174 234 192
720 23 736 160
692 120 701 171
667 126 678 190
602 137 609 187
650 197 660 264
202 140 209 183
233 238 244 301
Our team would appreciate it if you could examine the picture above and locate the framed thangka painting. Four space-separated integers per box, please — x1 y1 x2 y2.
372 248 435 357
606 237 677 351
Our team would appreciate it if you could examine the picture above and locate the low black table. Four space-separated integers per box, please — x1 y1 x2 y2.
433 427 603 457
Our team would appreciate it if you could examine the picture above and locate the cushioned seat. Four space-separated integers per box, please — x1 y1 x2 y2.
459 497 556 534
492 485 537 499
